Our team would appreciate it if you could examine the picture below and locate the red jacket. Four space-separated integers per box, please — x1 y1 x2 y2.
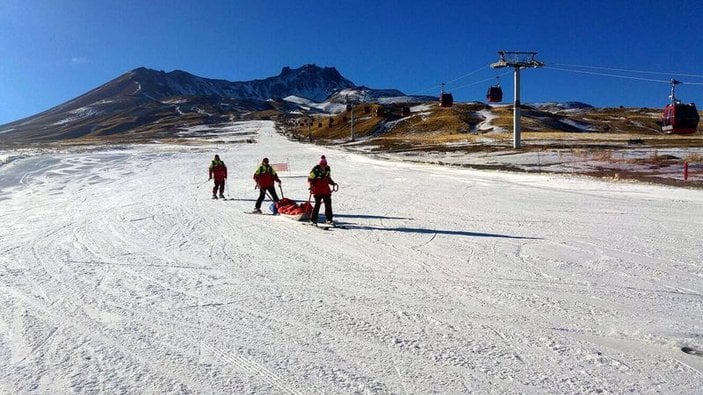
209 160 227 181
253 164 280 188
308 165 335 195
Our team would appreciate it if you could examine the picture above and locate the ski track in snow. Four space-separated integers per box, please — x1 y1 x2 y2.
1 120 702 393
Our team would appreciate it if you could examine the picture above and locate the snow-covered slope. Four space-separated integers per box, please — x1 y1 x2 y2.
282 95 347 114
328 87 436 104
1 121 702 393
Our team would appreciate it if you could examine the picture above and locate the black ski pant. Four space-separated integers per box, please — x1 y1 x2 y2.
255 186 279 209
311 194 332 223
212 179 225 196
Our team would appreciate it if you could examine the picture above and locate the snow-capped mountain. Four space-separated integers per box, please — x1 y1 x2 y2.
126 64 357 102
0 64 415 144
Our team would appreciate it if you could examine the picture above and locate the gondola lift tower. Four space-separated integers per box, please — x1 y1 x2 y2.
490 51 544 148
346 95 356 142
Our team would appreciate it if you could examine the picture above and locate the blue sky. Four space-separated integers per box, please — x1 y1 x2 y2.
1 0 702 125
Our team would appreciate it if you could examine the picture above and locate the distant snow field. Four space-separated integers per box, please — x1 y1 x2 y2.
52 106 101 126
1 120 702 393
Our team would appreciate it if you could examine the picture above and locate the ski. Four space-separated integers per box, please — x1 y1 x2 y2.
278 213 310 222
305 222 333 231
304 221 349 230
318 222 348 229
681 347 702 356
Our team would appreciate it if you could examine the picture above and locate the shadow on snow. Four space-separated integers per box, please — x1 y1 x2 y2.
337 224 541 239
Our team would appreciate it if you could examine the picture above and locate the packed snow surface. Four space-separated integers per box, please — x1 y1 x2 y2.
1 121 702 393
283 95 347 114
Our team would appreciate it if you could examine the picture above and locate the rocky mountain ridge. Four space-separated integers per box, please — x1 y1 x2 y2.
0 64 417 144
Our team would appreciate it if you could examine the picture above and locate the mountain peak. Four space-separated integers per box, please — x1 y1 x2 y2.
279 64 342 78
261 64 354 101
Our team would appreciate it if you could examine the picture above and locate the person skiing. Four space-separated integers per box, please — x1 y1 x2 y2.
208 154 227 199
252 157 281 213
308 155 338 225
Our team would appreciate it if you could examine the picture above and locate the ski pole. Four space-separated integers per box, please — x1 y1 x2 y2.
225 179 230 197
278 183 284 198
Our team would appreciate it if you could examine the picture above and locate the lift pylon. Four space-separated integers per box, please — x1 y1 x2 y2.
490 51 544 148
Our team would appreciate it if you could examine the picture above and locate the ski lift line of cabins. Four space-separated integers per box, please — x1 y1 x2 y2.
545 64 701 135
435 72 512 108
434 57 699 135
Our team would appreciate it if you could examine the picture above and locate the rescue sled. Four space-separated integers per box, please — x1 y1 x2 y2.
273 197 313 221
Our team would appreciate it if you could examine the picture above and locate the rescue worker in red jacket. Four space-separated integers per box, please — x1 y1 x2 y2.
208 154 227 199
308 155 338 224
252 157 281 213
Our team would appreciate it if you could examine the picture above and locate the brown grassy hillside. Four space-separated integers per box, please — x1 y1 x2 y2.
286 102 703 152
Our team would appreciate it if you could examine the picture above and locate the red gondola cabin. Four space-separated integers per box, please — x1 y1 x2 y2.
660 80 700 134
661 103 699 134
439 92 453 107
439 83 453 107
486 84 503 103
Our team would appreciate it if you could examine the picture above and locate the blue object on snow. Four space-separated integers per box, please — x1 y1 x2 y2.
269 202 278 214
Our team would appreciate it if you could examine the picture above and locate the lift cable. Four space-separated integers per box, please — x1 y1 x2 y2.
545 66 703 85
449 70 512 91
444 65 491 86
409 65 490 95
551 63 703 79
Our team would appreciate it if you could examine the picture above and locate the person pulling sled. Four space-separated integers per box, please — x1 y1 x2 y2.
308 155 338 225
252 157 281 213
208 154 227 199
